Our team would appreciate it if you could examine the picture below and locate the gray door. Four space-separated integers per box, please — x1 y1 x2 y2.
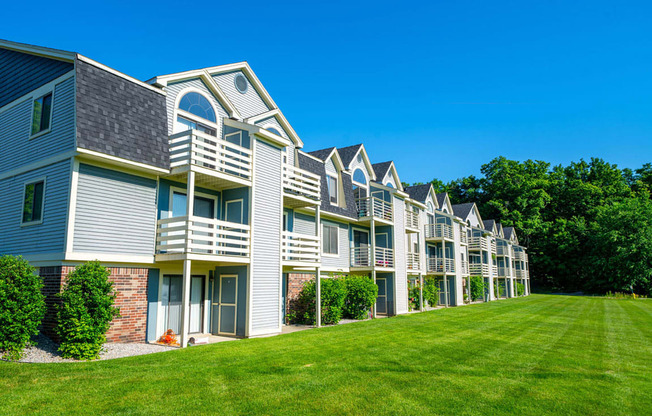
162 275 182 334
376 278 387 315
189 276 204 334
217 275 237 335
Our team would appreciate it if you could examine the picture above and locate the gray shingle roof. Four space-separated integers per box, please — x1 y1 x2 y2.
435 193 447 208
298 152 358 220
483 219 496 231
503 226 515 239
307 147 336 161
405 184 431 203
372 161 392 183
337 144 363 168
451 203 476 220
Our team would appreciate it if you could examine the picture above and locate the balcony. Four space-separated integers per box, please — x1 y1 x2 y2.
469 236 489 251
282 164 321 208
350 246 394 269
460 260 469 275
406 252 420 270
405 210 419 232
491 239 497 253
496 245 509 256
426 257 455 274
155 216 250 261
497 266 510 277
514 251 527 261
356 196 393 223
424 223 454 241
460 232 468 245
169 130 252 189
469 263 490 277
492 264 498 276
515 269 526 278
281 231 320 266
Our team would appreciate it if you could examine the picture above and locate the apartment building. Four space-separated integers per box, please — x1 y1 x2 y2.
0 39 529 347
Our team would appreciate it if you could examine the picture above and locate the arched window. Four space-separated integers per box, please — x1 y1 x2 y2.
266 127 282 136
178 92 216 122
353 168 367 185
385 182 394 188
427 202 434 213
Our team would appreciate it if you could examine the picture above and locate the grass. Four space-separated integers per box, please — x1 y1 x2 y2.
1 294 651 415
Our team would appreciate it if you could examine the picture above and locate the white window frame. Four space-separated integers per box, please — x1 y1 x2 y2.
326 174 339 206
20 177 46 226
173 88 219 136
322 223 339 257
225 198 244 224
29 88 54 139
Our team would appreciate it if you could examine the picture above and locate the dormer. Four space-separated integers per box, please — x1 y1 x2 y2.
436 192 453 215
452 203 484 229
339 144 376 200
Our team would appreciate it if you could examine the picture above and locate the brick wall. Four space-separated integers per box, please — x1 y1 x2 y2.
286 273 314 317
39 266 149 343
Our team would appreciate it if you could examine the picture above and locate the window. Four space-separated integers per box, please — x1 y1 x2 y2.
385 182 394 188
266 127 282 136
352 168 367 185
326 175 338 204
234 74 248 94
31 93 52 136
22 180 45 224
178 92 216 122
322 224 338 255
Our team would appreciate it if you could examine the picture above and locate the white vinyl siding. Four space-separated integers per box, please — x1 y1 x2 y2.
72 164 157 255
255 116 294 166
294 212 316 236
393 196 408 314
212 71 270 119
250 139 282 334
165 78 229 137
320 220 350 269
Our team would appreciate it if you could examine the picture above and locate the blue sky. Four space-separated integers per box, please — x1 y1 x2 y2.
4 1 651 183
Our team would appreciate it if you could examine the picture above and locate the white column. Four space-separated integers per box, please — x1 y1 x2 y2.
372 270 377 318
419 272 424 312
371 219 377 318
315 206 321 327
180 171 195 348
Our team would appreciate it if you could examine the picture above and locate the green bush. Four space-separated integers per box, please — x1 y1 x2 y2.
423 277 440 306
516 282 525 296
291 277 346 325
342 274 378 319
408 283 421 311
55 261 120 360
0 255 45 360
470 276 485 301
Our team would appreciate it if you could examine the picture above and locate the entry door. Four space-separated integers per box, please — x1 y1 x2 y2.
162 275 182 334
214 275 238 335
353 229 370 266
189 276 204 334
376 278 387 315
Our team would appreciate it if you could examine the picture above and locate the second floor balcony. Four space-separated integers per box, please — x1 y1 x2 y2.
405 210 419 232
281 231 320 266
427 257 455 274
469 236 490 251
169 130 253 189
460 260 469 275
497 266 510 277
469 263 490 277
350 246 394 269
425 223 454 241
497 245 510 256
406 252 420 270
282 164 321 208
356 196 393 223
155 215 250 261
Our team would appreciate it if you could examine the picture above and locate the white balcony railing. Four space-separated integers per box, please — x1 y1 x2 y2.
356 196 393 221
515 269 526 278
406 252 420 270
424 223 454 240
169 130 253 181
460 260 469 275
497 245 509 256
282 164 321 201
460 232 468 244
469 236 490 251
405 210 419 230
351 246 371 267
491 239 497 253
427 257 455 274
492 264 498 276
281 231 320 264
375 247 394 268
156 216 250 257
469 263 490 277
497 266 509 277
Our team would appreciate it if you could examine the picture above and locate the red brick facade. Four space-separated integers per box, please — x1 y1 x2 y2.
285 273 314 316
39 266 149 343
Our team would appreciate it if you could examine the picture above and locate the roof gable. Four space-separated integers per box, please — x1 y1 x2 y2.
339 144 376 182
373 161 403 191
452 202 483 227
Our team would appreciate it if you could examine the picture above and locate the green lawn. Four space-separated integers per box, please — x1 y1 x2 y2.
1 295 651 415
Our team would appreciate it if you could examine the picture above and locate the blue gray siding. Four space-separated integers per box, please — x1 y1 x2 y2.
72 164 157 255
0 76 76 174
212 71 269 119
294 212 316 236
250 139 282 334
166 78 229 137
0 48 73 108
0 159 71 255
76 60 169 169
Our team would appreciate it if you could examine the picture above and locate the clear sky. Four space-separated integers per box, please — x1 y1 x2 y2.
4 1 651 183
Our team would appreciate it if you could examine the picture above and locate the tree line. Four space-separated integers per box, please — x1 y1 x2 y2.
410 158 652 296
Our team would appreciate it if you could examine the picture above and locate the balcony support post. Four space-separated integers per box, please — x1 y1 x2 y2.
180 170 195 349
315 206 321 328
371 217 377 318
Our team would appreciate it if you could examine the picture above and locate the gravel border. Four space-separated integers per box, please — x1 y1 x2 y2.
8 333 175 363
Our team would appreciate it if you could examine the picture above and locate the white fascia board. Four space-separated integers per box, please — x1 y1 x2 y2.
297 149 324 163
201 70 241 120
0 39 75 62
224 118 292 148
351 145 377 181
405 198 426 209
327 149 345 172
76 148 169 175
246 109 304 149
386 162 404 192
76 55 165 95
319 210 357 224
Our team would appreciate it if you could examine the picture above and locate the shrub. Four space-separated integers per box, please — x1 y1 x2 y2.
0 255 45 360
290 277 346 325
516 282 525 296
55 261 120 360
470 276 485 301
423 277 440 307
408 283 421 311
342 274 378 319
